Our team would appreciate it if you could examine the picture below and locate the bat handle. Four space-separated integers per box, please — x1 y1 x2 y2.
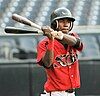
31 23 41 30
38 30 44 34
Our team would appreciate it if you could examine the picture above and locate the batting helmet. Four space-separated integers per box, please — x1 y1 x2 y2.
50 7 75 31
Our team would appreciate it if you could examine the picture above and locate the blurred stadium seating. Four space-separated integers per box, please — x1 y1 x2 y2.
0 0 100 60
0 0 100 27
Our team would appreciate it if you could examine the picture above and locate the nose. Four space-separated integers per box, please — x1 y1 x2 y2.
64 20 69 26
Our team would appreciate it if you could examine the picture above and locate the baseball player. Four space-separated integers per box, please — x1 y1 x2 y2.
37 7 83 96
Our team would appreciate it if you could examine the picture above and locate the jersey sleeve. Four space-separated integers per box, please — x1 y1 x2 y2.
37 40 47 65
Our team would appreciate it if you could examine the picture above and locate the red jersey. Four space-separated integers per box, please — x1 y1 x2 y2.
37 32 83 92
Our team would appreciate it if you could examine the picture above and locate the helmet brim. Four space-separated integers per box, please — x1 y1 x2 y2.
51 16 75 23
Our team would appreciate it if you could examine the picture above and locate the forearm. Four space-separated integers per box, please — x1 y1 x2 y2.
62 34 77 46
51 31 77 46
42 39 54 68
42 50 54 68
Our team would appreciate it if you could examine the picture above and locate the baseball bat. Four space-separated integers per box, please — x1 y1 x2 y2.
12 14 41 30
4 26 43 34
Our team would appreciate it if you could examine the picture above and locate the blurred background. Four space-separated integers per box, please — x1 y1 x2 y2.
0 0 100 96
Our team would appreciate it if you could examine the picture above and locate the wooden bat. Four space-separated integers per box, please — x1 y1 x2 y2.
12 14 41 30
4 26 43 35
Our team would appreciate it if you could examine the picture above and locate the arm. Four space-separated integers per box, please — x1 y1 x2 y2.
51 31 83 50
62 33 83 50
41 26 54 68
42 39 54 68
62 34 77 46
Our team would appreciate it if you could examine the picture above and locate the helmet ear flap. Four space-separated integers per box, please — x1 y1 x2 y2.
68 22 73 31
51 20 57 30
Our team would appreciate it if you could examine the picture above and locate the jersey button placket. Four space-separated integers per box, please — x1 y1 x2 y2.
69 66 71 68
71 75 73 77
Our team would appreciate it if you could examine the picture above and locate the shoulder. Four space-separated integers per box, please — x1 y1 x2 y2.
37 37 49 47
38 37 48 44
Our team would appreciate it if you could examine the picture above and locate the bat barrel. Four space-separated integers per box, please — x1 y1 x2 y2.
12 14 42 30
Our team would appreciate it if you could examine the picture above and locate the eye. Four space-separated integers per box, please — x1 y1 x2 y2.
58 19 64 23
67 20 71 23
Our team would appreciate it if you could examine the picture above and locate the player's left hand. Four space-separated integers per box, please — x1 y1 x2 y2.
41 26 54 39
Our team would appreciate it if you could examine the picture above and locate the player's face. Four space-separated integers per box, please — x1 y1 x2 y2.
57 18 71 34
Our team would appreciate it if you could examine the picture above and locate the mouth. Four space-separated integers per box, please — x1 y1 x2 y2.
62 28 69 31
60 28 69 33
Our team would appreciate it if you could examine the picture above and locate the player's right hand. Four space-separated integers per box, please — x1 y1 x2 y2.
41 26 54 39
51 31 64 40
